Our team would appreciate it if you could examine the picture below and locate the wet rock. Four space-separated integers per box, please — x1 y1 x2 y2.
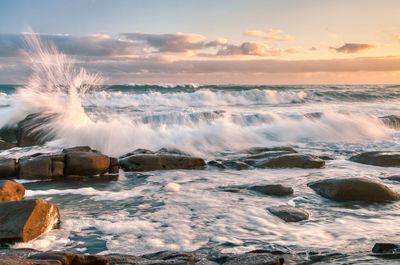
119 149 205 172
108 251 200 265
18 154 64 180
349 151 400 167
221 160 250 170
319 155 334 160
109 157 119 174
17 113 55 147
64 150 110 176
0 199 60 243
380 115 400 130
207 160 227 169
0 126 18 143
268 206 309 222
0 140 17 150
0 157 16 178
255 154 325 169
308 178 400 202
371 243 400 259
107 254 150 264
387 175 400 182
249 184 293 196
245 146 297 154
30 251 109 265
211 250 284 265
0 180 25 202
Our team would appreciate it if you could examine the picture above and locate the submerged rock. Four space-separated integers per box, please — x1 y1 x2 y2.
210 249 284 265
207 160 227 169
268 206 309 222
372 243 400 258
0 180 25 202
349 151 400 167
308 178 400 202
0 199 60 243
221 160 250 170
119 149 205 172
380 115 400 130
0 157 16 178
248 184 293 196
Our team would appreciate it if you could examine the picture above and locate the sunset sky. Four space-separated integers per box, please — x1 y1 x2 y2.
1 0 400 84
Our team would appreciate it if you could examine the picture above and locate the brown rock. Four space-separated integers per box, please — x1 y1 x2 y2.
64 151 110 176
308 178 400 202
30 251 109 265
0 157 16 178
268 206 309 222
0 199 60 243
0 180 25 202
350 151 400 167
18 155 53 180
0 140 17 150
108 157 119 174
256 154 325 169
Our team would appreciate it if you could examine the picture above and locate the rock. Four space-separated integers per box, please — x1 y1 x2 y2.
245 146 297 154
372 243 400 258
308 178 400 202
30 251 109 265
349 151 400 167
221 160 250 170
211 250 284 265
255 154 325 169
387 175 400 182
267 206 309 222
380 115 400 130
248 184 293 196
0 157 16 178
119 149 205 172
0 126 18 143
64 151 110 176
17 113 55 147
18 154 64 180
142 250 201 265
207 160 227 169
0 199 60 243
107 254 150 264
0 140 17 150
319 155 334 161
0 180 25 202
109 157 119 174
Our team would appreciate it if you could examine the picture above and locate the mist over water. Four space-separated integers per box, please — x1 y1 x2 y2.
2 35 400 263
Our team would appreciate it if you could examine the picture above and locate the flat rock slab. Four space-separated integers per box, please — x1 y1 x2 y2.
119 149 205 172
350 151 400 167
248 184 294 196
0 199 60 243
268 206 309 222
308 178 400 202
0 180 25 202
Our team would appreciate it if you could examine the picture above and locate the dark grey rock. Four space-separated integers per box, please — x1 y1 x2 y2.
350 151 400 167
210 250 284 265
0 157 16 178
256 154 325 169
0 140 17 150
268 206 309 222
221 160 250 170
17 113 55 147
380 115 400 130
308 178 400 202
248 184 293 196
387 175 400 182
372 243 400 258
207 161 227 169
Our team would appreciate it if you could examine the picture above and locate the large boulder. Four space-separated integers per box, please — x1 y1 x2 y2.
18 153 64 180
0 180 25 202
308 178 400 202
268 206 309 222
30 251 109 265
349 151 400 167
0 199 60 243
119 149 205 172
0 157 16 178
64 147 110 176
17 113 55 147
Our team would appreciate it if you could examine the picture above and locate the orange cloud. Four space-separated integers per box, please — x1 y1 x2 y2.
243 29 295 42
394 33 400 40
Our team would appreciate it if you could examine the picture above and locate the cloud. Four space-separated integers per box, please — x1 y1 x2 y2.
330 43 376 53
121 32 206 53
0 33 145 58
394 33 400 40
216 42 282 56
243 29 295 42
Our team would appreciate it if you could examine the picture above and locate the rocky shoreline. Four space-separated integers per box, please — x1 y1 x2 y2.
0 114 400 264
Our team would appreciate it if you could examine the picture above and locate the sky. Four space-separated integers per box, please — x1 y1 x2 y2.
0 0 400 84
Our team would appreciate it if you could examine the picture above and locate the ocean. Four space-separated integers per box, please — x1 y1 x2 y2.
0 83 399 264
